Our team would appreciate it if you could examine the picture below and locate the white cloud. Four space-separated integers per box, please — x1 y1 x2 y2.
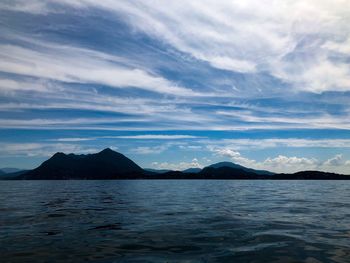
0 142 99 157
211 147 257 167
53 138 94 142
3 1 350 93
111 135 201 140
151 158 202 171
203 138 350 150
211 146 350 173
263 155 319 172
324 154 343 166
216 110 350 130
323 37 350 55
209 56 257 73
0 42 196 96
133 145 169 154
75 0 350 93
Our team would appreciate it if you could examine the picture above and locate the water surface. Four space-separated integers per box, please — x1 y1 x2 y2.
1 180 350 262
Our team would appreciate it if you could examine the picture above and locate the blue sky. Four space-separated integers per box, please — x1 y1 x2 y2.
0 0 350 173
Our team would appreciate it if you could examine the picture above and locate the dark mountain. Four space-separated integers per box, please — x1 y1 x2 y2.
182 168 201 173
198 166 263 179
20 148 145 180
6 148 350 180
273 170 350 180
0 170 5 176
208 162 274 175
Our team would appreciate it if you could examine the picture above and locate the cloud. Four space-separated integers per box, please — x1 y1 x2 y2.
211 147 257 167
50 135 202 142
110 135 201 140
323 37 350 55
0 142 99 157
52 138 94 142
151 158 202 171
210 146 350 173
0 41 196 96
39 0 350 93
209 56 257 73
3 1 350 93
263 155 319 171
203 138 350 150
216 110 350 130
132 145 169 154
324 154 343 166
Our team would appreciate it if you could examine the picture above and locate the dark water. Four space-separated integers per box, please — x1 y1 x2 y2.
1 181 350 263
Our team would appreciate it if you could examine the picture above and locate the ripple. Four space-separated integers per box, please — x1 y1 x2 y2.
1 180 350 263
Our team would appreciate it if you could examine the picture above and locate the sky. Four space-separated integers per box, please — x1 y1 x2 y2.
0 0 350 173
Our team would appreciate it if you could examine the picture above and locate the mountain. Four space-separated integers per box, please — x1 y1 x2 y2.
6 148 350 180
0 168 22 174
20 148 145 180
208 162 274 175
273 170 350 180
144 168 172 174
0 170 28 179
0 170 5 176
182 168 201 173
198 166 263 179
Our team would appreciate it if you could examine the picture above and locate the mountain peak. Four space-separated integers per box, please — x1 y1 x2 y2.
52 152 66 158
22 148 144 179
99 148 115 154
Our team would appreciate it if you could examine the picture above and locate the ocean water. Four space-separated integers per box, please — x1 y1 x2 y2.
0 180 350 263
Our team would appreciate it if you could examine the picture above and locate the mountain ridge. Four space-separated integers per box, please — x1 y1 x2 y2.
20 148 145 180
207 161 274 175
3 148 349 180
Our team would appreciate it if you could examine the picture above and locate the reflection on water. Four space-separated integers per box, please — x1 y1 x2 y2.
0 180 350 262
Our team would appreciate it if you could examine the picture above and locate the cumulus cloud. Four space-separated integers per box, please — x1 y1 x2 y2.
263 155 319 172
324 154 344 166
211 146 350 173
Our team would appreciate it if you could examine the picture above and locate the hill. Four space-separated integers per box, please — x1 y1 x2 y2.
20 148 145 180
208 162 274 175
4 149 349 180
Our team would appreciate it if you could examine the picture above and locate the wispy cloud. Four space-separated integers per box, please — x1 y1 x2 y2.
1 1 350 172
0 42 196 96
203 138 350 150
111 135 202 140
28 0 349 93
0 142 100 157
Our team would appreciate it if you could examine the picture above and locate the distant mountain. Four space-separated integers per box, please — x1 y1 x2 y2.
144 168 172 174
274 170 350 180
20 148 145 180
5 148 350 180
0 170 5 176
208 162 274 175
182 168 201 173
0 170 28 179
0 168 23 174
198 166 262 179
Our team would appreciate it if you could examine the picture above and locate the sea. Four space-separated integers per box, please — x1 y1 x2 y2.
1 180 350 263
